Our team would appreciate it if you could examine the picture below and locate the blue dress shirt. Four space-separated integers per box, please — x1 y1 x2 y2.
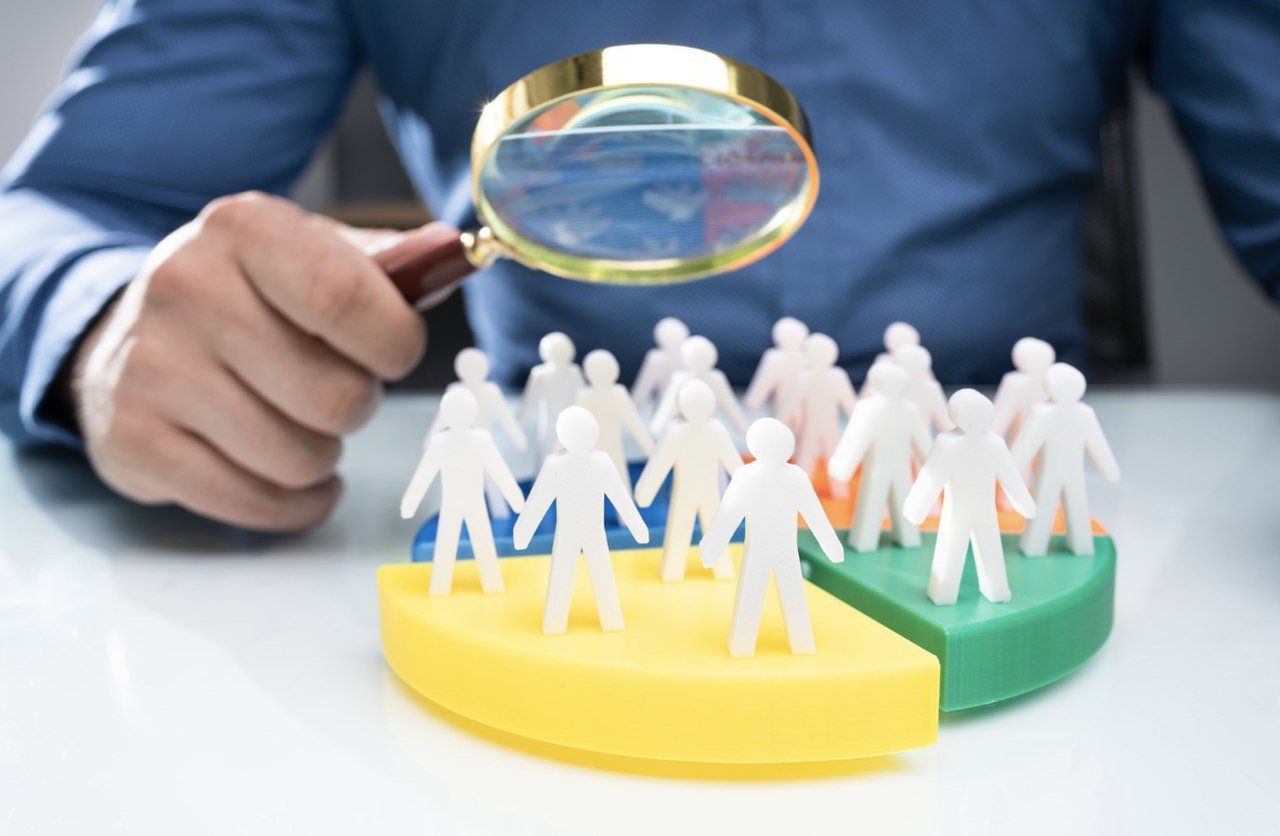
3 0 1279 447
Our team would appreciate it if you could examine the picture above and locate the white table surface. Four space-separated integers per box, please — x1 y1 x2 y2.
2 389 1278 835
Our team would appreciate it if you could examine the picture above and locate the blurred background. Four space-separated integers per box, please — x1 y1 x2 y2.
4 2 1278 389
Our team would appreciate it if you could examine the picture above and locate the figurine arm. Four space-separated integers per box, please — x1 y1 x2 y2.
995 442 1037 518
698 476 746 569
399 443 442 519
714 424 744 475
902 443 948 525
835 369 858 419
603 460 650 544
516 371 540 424
512 465 556 549
797 477 844 564
711 372 749 435
490 384 528 450
619 389 655 455
929 381 955 432
630 351 659 406
633 436 675 507
776 375 804 429
907 402 933 462
990 373 1017 436
649 378 679 435
828 408 872 483
478 434 526 513
1082 407 1121 482
1009 406 1048 471
743 352 777 413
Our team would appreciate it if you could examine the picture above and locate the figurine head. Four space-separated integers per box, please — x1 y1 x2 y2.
892 343 933 376
654 317 689 351
1044 362 1086 404
555 405 599 453
539 332 575 365
680 335 718 372
866 360 909 398
677 379 716 422
454 348 489 383
746 417 795 464
883 321 920 353
772 316 809 351
438 388 479 430
1012 337 1056 375
947 388 995 434
804 333 839 368
583 349 620 387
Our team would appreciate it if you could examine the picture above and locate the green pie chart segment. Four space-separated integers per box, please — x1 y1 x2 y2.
797 532 1116 712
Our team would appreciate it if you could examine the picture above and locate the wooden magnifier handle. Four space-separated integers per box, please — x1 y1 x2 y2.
372 223 476 308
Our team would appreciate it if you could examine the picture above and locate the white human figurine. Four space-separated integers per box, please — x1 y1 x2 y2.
777 333 857 498
699 418 844 658
991 337 1057 442
893 343 954 433
828 363 933 552
1011 363 1120 557
903 389 1037 606
575 349 655 493
631 317 689 413
513 406 650 634
650 335 748 437
518 332 585 462
859 321 921 398
429 348 527 519
400 389 526 597
743 316 809 425
634 380 743 582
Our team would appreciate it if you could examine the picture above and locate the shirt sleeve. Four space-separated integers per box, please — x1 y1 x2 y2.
0 0 359 448
1143 0 1280 297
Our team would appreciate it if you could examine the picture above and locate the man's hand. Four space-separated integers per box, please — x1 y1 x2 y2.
73 192 431 531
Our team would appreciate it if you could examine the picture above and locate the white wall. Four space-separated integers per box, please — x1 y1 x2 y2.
2 4 1276 387
0 0 98 164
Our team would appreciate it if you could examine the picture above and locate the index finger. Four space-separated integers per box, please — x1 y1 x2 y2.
216 196 427 379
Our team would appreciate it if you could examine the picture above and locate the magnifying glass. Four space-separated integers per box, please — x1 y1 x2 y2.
372 43 819 306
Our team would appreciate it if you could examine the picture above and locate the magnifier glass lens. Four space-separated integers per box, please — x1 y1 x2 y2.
477 86 811 272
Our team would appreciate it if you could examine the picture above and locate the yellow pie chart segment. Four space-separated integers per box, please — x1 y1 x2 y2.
379 546 939 764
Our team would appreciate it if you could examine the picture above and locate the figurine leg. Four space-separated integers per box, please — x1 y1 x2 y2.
583 530 624 632
1061 473 1094 556
429 510 463 597
660 494 696 582
728 553 770 658
542 539 580 635
697 491 735 580
774 556 816 655
926 505 968 606
848 469 888 552
465 509 505 594
970 513 1011 603
887 465 921 549
1019 478 1061 557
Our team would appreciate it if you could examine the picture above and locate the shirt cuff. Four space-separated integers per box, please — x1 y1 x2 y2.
20 245 151 447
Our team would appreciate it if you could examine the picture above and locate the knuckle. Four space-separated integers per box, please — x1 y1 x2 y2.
314 372 380 433
384 319 428 380
200 191 281 233
302 267 362 332
144 247 204 307
278 436 343 489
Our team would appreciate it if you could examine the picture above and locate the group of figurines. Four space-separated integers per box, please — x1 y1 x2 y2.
400 317 1120 658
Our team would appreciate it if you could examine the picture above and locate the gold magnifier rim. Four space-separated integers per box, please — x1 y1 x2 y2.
468 43 819 284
